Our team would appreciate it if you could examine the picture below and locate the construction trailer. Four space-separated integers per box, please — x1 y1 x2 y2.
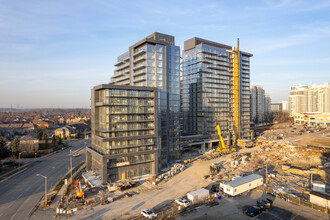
223 174 263 196
187 188 209 203
309 191 330 208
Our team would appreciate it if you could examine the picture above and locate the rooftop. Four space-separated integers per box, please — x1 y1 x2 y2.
225 174 263 187
310 191 330 200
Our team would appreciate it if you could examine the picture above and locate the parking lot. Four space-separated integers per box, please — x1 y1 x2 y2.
177 190 329 220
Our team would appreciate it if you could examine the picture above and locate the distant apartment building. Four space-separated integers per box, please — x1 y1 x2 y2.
250 85 271 124
290 83 330 116
109 33 180 168
86 84 158 183
271 101 288 112
181 38 252 144
271 103 282 112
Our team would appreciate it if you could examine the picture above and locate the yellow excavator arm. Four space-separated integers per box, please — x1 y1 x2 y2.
216 124 236 152
216 124 226 151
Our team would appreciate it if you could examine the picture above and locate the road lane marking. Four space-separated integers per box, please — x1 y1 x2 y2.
17 193 23 199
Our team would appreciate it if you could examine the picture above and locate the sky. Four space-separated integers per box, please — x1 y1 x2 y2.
0 0 330 108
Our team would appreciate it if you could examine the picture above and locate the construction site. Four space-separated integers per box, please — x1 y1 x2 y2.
31 40 330 218
28 123 330 220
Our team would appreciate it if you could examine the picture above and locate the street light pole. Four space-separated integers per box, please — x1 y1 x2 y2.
70 156 73 183
36 174 47 207
18 151 26 168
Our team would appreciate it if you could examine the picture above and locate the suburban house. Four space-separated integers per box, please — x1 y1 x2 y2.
19 135 39 153
55 126 77 138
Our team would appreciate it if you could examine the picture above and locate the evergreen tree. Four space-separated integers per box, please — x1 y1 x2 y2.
51 135 56 146
0 136 10 158
57 136 62 145
10 136 20 156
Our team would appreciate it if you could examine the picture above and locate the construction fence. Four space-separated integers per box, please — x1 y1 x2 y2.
129 196 220 220
264 187 329 214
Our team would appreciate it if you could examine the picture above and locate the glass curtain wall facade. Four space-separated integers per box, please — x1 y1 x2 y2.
110 33 180 168
182 38 252 144
87 85 158 183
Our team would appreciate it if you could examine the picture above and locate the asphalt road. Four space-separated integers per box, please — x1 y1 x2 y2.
0 139 89 220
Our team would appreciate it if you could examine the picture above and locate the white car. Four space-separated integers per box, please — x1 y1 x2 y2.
141 209 156 219
72 153 80 157
175 199 189 207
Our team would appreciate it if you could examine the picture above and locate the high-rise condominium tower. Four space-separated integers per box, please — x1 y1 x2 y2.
181 38 252 144
110 32 181 168
290 83 330 116
250 85 271 124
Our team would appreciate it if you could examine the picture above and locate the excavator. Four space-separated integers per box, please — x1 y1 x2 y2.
216 124 236 153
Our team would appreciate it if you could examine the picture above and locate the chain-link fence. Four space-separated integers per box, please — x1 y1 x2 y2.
264 187 329 214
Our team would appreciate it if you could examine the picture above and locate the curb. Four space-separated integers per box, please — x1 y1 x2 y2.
0 163 31 184
27 162 86 220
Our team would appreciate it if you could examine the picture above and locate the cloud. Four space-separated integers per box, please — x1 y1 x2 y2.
251 23 330 54
255 57 330 66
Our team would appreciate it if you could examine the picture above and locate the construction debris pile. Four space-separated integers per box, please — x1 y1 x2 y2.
208 143 330 199
156 163 186 184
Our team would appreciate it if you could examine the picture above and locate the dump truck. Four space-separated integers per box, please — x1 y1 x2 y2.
117 181 136 191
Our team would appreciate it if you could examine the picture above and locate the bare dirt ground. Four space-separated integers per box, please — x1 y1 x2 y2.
296 137 330 147
70 148 258 220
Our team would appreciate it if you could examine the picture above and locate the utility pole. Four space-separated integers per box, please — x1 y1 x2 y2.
266 162 268 186
36 174 47 207
18 151 26 168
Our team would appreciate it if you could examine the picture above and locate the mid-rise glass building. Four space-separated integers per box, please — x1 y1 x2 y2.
86 84 158 183
181 38 252 144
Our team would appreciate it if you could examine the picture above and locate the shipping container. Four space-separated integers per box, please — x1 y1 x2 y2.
187 188 209 203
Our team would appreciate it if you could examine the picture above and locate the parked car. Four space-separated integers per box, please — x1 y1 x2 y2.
141 209 156 219
3 160 18 167
211 184 219 192
245 206 262 217
257 198 273 210
72 153 80 157
175 199 189 207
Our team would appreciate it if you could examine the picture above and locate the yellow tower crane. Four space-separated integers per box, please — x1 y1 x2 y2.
232 38 241 144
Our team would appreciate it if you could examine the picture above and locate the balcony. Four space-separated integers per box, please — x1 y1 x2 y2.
207 66 228 71
116 62 130 71
133 69 147 77
133 75 147 83
112 74 130 82
133 55 147 64
133 48 147 57
133 62 146 71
